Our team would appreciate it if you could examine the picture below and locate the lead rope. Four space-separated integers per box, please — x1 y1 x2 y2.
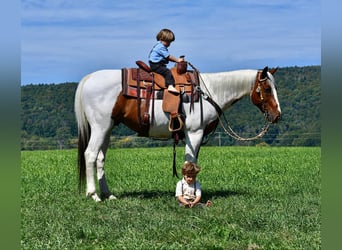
218 116 270 141
188 62 270 141
172 143 179 178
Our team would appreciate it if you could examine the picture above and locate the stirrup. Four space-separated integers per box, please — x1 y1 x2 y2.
168 113 183 132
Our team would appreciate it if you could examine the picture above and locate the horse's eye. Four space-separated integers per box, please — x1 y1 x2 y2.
264 87 272 94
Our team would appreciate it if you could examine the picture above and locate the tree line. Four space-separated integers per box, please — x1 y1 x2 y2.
21 66 320 150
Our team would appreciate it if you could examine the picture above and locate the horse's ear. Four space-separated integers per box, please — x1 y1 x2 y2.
269 67 278 75
261 66 268 79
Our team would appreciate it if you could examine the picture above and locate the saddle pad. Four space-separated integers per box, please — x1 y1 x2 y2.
124 68 166 89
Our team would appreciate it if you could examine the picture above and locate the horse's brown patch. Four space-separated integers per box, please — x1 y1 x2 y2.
250 67 281 123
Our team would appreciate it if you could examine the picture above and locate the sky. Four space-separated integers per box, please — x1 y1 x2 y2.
21 0 321 85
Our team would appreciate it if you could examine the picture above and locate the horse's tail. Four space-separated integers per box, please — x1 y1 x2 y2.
74 75 91 193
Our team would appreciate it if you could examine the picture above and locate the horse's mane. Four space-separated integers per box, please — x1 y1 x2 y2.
201 70 257 109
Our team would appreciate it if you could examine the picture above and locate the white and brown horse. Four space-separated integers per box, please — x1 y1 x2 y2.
75 66 281 201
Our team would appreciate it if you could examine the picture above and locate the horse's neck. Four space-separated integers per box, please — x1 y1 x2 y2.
201 70 257 110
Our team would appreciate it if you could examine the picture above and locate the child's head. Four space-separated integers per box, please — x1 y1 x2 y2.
181 162 201 184
156 28 175 43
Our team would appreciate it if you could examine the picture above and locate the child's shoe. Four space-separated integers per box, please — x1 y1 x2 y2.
167 85 179 94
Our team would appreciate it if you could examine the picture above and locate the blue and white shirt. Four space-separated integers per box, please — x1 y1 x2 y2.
149 41 170 64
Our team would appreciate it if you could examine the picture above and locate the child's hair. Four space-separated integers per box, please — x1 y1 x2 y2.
156 28 175 43
181 162 201 176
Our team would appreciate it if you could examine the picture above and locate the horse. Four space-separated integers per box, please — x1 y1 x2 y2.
75 65 281 202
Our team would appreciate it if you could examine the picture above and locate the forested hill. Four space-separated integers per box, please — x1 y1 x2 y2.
21 66 320 150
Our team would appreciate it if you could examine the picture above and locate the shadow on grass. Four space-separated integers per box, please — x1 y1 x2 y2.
117 189 247 200
203 190 248 201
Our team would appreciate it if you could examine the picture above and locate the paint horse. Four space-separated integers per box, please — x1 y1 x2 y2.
75 63 281 202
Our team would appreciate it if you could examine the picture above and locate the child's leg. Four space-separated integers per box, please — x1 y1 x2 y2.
163 69 175 87
163 70 179 93
149 63 178 93
150 64 175 86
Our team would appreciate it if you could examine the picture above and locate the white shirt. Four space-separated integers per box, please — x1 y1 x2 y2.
175 178 201 201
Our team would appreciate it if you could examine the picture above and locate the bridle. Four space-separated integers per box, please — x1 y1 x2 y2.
253 70 271 121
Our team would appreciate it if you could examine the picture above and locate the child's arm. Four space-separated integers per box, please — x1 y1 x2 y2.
168 55 184 63
177 195 190 207
189 195 201 208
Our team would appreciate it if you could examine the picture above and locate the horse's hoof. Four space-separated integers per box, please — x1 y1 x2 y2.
100 193 117 200
88 193 102 202
108 195 117 200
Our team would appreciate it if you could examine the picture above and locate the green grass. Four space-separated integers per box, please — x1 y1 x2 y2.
21 146 321 249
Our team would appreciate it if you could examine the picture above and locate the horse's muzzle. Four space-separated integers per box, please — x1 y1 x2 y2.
268 112 281 124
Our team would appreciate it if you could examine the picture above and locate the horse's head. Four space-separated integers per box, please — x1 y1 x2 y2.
250 67 281 123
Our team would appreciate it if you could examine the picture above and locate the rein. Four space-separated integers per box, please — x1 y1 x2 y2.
188 62 270 141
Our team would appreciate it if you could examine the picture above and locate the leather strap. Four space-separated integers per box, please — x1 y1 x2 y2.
143 84 152 125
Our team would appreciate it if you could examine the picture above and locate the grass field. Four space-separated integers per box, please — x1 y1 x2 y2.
21 146 320 249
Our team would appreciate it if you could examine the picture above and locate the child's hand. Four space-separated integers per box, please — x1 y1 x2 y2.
189 202 197 208
178 55 185 62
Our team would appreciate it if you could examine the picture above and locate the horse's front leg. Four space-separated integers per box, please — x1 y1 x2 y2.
184 129 204 163
97 149 117 200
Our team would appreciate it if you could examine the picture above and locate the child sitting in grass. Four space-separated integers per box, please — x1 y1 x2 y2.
175 162 212 208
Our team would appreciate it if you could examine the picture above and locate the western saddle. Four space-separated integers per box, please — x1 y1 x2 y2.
120 60 201 133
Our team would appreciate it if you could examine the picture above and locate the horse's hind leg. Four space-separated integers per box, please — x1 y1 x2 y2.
84 146 101 202
84 130 109 202
97 135 117 200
